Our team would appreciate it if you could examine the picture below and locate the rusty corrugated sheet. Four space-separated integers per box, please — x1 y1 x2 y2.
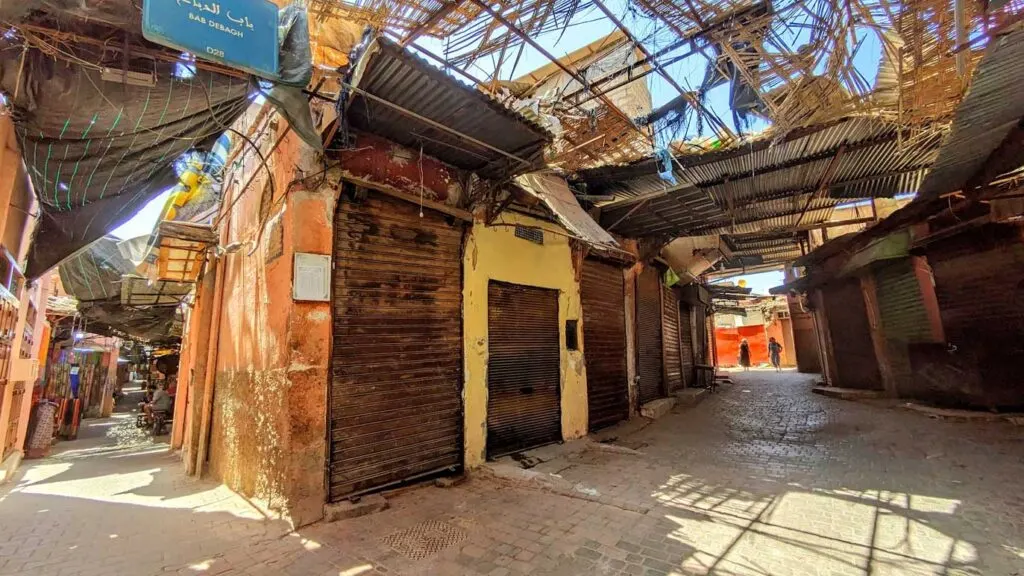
661 285 683 392
329 192 464 501
515 172 618 247
348 38 551 180
592 116 942 238
581 259 629 431
636 267 664 403
918 28 1024 200
486 282 562 457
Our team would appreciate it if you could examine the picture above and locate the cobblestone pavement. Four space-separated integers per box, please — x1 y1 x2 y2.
3 371 1024 575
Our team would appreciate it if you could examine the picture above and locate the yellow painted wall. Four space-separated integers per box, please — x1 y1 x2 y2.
462 212 588 467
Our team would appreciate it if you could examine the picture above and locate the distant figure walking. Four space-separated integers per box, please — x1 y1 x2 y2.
768 337 783 372
738 339 751 371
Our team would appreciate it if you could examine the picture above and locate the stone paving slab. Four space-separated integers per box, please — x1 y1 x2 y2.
2 372 1024 575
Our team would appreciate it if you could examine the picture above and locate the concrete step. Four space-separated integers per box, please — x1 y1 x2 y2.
639 397 677 419
811 386 884 400
674 388 708 407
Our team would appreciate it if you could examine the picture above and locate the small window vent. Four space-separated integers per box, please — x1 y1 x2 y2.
514 225 544 245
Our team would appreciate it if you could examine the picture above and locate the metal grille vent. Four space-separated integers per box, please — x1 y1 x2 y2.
514 225 544 244
382 520 467 560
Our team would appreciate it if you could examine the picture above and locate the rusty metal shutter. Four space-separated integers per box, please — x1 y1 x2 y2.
581 259 629 431
487 282 561 458
788 297 822 373
927 231 1024 407
662 286 683 393
874 259 932 393
679 301 695 387
636 267 664 403
822 278 882 390
329 192 464 501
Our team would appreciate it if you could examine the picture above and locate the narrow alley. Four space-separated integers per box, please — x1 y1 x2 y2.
3 371 1022 576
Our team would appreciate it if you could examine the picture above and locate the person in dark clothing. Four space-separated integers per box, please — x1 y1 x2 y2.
769 337 783 372
739 339 751 371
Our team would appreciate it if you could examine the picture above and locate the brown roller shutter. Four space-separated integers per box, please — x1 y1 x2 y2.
636 267 664 403
679 301 695 388
926 228 1024 407
788 297 822 373
329 192 464 501
487 282 562 458
582 259 628 431
822 278 882 390
661 286 683 393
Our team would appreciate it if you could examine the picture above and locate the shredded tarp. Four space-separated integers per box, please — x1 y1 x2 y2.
0 44 252 279
57 236 185 341
514 173 618 247
265 3 321 150
57 236 136 303
76 299 182 343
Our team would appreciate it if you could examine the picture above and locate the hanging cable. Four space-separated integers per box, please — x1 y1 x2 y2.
418 144 425 218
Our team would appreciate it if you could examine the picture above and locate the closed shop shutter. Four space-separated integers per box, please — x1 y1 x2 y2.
873 259 932 393
679 301 695 387
662 286 683 392
581 259 629 431
329 192 464 501
487 282 562 458
927 230 1024 407
692 304 706 365
822 278 882 390
789 297 822 373
636 267 664 403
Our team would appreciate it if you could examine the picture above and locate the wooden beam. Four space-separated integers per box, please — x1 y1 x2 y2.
794 143 846 229
590 0 734 141
466 0 673 153
400 1 467 47
607 198 652 231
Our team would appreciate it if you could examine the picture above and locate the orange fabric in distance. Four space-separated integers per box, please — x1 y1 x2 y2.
714 325 770 366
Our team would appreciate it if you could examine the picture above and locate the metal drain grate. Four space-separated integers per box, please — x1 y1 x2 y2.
382 520 467 560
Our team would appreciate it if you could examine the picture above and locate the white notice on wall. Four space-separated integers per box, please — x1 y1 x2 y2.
293 253 331 301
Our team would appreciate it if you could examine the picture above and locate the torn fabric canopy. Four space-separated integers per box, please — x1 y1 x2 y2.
514 173 618 247
0 44 252 279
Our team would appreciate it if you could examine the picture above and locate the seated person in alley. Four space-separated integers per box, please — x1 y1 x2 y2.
142 383 172 423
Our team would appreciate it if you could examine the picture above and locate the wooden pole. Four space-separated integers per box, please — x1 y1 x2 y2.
590 0 735 140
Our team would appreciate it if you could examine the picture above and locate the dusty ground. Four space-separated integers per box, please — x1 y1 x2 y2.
2 371 1023 575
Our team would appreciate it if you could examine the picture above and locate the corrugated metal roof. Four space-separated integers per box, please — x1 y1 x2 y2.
720 233 806 269
594 116 943 238
917 28 1024 199
514 172 618 246
347 38 551 180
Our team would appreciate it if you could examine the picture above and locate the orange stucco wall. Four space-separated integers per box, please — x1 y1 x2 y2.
715 325 769 366
202 108 332 527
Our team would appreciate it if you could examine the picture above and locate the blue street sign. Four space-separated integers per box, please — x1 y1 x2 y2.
143 0 279 79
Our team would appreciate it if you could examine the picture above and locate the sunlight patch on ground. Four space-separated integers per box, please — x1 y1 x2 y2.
15 467 265 519
653 474 971 575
